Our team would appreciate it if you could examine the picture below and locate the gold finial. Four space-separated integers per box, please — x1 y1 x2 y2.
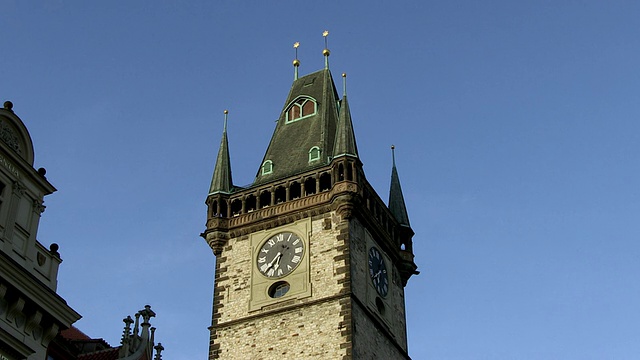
293 41 300 67
342 73 347 96
322 30 330 68
224 110 228 115
322 30 330 50
293 41 301 79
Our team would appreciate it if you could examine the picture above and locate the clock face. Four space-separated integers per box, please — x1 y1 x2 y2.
368 247 389 297
257 232 305 278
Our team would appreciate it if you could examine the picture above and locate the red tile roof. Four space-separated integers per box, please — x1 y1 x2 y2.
61 326 92 341
77 347 119 360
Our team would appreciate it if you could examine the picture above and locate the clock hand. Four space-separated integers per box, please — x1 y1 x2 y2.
272 253 284 272
266 252 282 270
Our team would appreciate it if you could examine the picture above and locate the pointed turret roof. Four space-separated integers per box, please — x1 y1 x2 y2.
333 93 358 159
254 68 340 185
389 146 410 226
209 113 233 194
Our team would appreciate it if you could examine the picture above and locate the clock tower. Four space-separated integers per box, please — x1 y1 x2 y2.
202 39 419 359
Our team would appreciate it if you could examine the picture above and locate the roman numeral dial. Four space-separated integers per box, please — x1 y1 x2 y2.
368 246 389 297
257 232 305 278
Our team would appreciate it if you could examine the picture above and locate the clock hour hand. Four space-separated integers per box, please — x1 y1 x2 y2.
373 270 382 279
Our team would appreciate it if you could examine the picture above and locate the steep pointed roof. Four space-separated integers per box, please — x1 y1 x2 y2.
389 147 410 226
209 115 233 194
333 94 359 159
254 68 340 185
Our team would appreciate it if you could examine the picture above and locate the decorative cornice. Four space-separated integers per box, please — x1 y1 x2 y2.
0 251 81 326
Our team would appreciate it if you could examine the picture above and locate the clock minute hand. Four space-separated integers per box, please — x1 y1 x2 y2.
267 252 282 270
275 252 285 269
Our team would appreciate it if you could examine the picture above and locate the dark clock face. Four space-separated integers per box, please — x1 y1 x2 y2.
257 232 304 278
368 247 389 297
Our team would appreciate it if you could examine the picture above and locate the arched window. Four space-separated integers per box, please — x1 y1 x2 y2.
338 163 345 181
260 190 271 208
262 160 273 175
219 200 228 218
304 177 316 196
290 181 301 200
211 200 218 217
246 195 257 212
308 146 321 162
286 97 317 123
275 186 286 204
319 172 331 192
230 199 242 216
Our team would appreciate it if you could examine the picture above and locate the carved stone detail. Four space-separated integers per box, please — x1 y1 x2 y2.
7 296 25 326
42 323 59 346
33 199 46 214
205 231 229 256
37 252 46 266
12 181 25 196
0 121 21 154
25 310 42 337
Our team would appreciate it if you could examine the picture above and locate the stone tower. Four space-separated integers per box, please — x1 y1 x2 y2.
202 41 419 359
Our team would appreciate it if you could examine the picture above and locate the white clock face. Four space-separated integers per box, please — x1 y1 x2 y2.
256 232 305 278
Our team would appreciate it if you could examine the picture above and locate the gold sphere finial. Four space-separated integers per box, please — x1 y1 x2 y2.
293 59 300 67
342 73 346 78
224 110 228 115
391 145 395 150
323 49 330 56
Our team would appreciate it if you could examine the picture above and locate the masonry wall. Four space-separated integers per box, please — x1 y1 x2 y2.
210 211 352 359
349 217 409 355
351 301 408 359
214 301 347 359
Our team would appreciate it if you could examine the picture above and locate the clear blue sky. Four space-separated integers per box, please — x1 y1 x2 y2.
3 1 640 359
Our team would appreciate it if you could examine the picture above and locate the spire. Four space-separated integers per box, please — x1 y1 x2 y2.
333 73 359 159
209 110 233 194
389 145 410 226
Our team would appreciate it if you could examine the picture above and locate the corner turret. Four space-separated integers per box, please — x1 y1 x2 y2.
209 110 233 194
388 146 419 285
333 73 359 160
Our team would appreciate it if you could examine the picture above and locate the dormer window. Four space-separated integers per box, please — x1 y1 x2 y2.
286 97 316 123
262 160 273 175
309 146 321 163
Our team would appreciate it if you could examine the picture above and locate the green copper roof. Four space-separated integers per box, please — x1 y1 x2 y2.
254 68 340 185
209 122 233 194
389 150 410 226
333 94 359 159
